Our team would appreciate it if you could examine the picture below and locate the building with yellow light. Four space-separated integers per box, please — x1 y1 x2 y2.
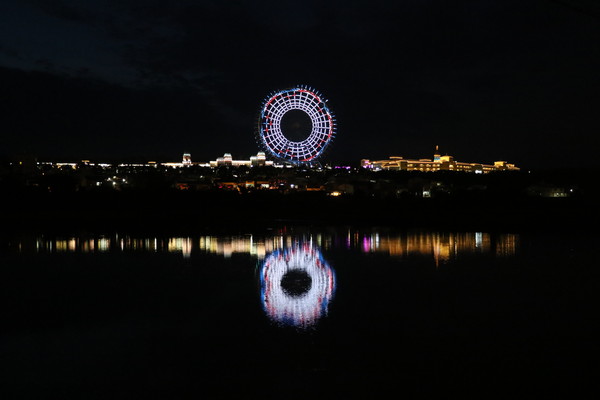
361 146 519 173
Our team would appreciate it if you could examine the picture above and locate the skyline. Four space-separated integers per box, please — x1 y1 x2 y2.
2 0 600 169
29 145 520 172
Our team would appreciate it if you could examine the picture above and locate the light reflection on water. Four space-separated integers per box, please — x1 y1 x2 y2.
4 230 520 330
260 243 335 328
9 231 519 263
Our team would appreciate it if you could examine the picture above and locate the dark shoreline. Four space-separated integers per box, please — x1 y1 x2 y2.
1 190 597 235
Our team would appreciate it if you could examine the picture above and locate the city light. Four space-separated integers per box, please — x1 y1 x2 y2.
362 145 520 173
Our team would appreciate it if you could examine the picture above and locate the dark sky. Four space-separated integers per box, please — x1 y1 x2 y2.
1 0 599 168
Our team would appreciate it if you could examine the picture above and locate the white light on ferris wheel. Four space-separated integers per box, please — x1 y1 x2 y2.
258 85 336 165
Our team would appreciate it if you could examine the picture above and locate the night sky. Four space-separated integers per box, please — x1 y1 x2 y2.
1 0 599 169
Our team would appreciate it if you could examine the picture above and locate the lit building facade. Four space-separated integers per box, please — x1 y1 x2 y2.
361 146 519 173
209 152 274 167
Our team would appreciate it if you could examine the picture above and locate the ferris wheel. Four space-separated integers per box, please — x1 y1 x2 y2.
257 86 336 165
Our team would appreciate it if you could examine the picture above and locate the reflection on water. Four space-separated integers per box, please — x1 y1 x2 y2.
4 229 520 332
9 231 518 264
370 231 517 265
260 243 335 328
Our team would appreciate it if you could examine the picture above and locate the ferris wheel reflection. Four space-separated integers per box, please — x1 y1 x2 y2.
260 243 336 328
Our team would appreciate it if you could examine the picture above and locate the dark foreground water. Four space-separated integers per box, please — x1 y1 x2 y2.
1 227 598 398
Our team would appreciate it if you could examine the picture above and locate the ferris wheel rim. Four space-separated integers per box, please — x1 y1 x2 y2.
258 85 336 164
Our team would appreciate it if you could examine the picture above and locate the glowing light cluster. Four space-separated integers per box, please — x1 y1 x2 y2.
260 243 336 328
258 86 336 164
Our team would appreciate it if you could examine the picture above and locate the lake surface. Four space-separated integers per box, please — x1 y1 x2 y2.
1 227 598 398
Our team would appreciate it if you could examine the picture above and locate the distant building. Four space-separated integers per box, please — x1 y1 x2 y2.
36 151 274 170
361 146 519 173
162 152 210 168
210 152 274 168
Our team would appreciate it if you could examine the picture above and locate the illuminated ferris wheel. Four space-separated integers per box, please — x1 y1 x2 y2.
258 86 336 165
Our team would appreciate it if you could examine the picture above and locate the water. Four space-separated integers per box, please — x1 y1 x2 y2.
1 228 598 398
